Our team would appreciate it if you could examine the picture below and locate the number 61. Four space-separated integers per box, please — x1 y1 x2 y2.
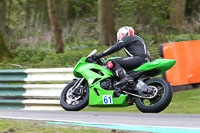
103 95 113 104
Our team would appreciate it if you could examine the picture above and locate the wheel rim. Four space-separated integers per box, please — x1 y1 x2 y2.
139 81 165 106
65 82 88 106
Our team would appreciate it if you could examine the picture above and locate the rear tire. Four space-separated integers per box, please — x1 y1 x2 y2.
135 78 173 113
60 80 89 111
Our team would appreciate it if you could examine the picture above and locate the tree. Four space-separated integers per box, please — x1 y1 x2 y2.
17 0 31 27
98 0 116 46
186 0 200 31
170 0 186 30
0 0 6 31
47 0 64 53
0 32 13 61
56 0 69 26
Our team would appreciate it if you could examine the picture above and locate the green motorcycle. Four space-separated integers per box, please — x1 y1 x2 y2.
60 50 176 113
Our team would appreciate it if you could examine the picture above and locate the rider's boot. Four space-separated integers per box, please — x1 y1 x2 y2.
114 68 133 88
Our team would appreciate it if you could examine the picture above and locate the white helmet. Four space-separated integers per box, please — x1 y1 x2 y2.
117 26 134 42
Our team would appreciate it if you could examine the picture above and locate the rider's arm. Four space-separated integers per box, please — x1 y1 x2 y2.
96 38 128 58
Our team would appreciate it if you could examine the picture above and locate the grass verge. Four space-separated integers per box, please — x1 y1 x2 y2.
0 119 112 133
0 119 148 133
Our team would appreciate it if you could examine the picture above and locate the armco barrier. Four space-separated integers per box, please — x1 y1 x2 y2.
160 40 200 91
0 68 74 110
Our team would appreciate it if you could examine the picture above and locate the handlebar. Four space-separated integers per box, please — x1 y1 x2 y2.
86 49 105 64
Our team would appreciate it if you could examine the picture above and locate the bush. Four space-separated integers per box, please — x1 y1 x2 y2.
13 49 47 63
0 46 109 69
169 34 200 42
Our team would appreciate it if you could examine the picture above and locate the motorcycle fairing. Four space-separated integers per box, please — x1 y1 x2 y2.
73 57 129 106
134 59 176 73
73 57 113 85
89 81 129 106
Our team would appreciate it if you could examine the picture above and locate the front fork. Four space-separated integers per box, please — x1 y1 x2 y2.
71 77 85 91
67 77 85 98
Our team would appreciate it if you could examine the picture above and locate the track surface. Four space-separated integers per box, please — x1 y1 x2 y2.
0 110 200 132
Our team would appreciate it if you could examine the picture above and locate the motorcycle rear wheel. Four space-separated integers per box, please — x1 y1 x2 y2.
60 80 89 111
135 78 173 113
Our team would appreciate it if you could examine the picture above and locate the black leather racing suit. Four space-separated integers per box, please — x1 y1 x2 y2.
97 35 151 73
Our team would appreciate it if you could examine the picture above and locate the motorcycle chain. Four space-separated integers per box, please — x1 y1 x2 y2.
123 86 158 99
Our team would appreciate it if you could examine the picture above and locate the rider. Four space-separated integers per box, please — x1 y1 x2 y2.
93 26 151 89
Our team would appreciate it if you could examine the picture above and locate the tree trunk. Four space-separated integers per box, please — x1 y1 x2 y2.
47 0 64 53
170 0 186 30
33 7 38 26
0 0 6 31
43 3 51 28
57 0 69 26
25 0 31 28
0 32 13 61
189 0 200 31
98 0 116 46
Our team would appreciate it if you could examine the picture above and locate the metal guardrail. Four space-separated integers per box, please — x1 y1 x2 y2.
0 68 74 110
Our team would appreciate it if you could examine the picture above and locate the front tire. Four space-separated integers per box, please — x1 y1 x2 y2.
60 80 89 111
135 78 173 113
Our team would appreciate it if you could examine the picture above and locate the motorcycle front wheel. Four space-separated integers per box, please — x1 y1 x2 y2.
60 79 89 111
135 78 173 113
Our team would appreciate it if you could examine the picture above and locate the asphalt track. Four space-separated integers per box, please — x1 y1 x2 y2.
0 110 200 133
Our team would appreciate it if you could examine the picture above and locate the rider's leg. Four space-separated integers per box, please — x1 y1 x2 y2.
107 60 133 88
114 67 133 87
109 56 146 88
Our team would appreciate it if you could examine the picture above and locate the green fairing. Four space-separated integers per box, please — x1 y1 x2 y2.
134 59 176 73
73 57 114 84
73 57 129 106
90 81 129 106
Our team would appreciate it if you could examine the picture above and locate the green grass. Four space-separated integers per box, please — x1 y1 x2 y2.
0 119 111 133
83 88 200 114
162 88 200 114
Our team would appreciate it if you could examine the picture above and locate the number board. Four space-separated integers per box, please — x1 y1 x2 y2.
103 95 113 104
